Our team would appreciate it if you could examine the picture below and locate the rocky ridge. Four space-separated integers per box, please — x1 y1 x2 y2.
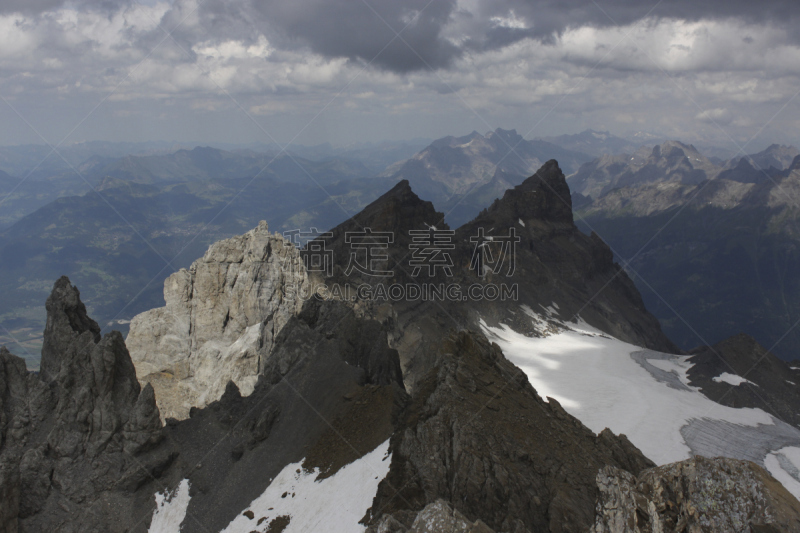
687 334 800 429
728 144 800 175
0 276 408 532
0 277 162 532
315 160 676 392
368 500 497 532
365 331 656 533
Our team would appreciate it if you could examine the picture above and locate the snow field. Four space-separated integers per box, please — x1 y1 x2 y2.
148 440 391 532
480 316 800 502
220 439 392 533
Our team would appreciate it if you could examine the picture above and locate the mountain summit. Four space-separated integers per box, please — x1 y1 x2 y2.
384 128 592 226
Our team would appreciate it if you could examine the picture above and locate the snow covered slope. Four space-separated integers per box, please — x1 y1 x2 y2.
149 479 192 533
481 313 800 500
222 440 391 533
148 441 391 533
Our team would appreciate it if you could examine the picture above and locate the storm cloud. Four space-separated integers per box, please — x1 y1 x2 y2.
0 0 798 148
196 0 800 73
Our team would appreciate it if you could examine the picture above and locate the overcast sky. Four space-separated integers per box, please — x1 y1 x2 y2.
1 0 799 151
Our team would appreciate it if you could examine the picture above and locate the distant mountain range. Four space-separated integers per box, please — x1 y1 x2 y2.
0 169 19 193
384 128 593 226
0 142 430 359
2 130 800 368
540 129 643 157
570 141 799 209
83 146 374 185
570 140 800 359
0 139 428 230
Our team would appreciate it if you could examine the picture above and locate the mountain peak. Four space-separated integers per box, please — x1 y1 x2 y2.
41 276 102 381
744 144 800 171
371 178 430 212
386 178 413 196
654 140 698 156
488 128 523 144
331 177 448 236
468 159 573 227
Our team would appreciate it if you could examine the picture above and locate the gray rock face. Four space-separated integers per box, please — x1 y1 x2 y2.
144 298 406 533
0 462 19 533
688 334 800 430
40 275 101 382
366 330 655 533
126 221 308 420
369 500 500 533
591 456 800 533
0 277 162 533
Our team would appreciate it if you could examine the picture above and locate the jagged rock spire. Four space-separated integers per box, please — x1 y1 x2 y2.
40 275 101 382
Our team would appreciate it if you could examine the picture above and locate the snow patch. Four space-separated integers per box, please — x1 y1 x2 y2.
148 479 191 533
221 440 392 533
481 319 780 466
765 446 800 500
539 303 560 318
712 372 758 387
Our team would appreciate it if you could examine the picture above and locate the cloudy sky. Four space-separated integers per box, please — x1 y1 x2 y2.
1 0 799 150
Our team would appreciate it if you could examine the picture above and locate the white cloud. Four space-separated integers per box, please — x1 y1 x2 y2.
193 36 273 61
0 2 798 148
490 10 529 30
696 107 732 125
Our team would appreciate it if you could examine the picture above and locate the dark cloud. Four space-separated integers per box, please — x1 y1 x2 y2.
0 0 130 15
246 0 800 74
483 0 800 33
0 0 65 13
6 0 800 75
452 0 800 52
250 0 461 72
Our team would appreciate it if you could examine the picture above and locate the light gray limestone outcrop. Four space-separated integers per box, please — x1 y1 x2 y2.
126 221 307 420
590 456 800 533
